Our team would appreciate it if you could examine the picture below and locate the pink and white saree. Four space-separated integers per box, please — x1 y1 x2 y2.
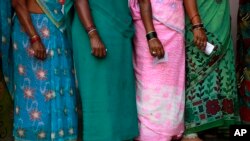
129 0 185 140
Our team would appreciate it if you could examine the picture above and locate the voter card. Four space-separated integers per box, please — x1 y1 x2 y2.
153 53 168 65
205 42 215 55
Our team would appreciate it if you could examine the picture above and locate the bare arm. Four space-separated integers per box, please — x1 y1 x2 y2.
184 0 207 50
183 0 201 24
12 0 38 37
138 0 155 33
12 0 46 60
75 0 106 58
138 0 164 58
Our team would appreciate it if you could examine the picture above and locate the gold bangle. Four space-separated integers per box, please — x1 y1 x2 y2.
88 29 97 35
31 35 39 39
148 38 157 42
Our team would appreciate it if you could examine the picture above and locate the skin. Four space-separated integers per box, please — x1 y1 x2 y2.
138 0 164 58
184 0 207 51
183 1 206 140
75 0 107 58
183 1 207 141
12 0 47 60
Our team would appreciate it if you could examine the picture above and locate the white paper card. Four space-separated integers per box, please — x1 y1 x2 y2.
205 42 215 55
153 53 168 65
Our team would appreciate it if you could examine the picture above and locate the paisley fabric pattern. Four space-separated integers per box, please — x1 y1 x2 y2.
12 14 77 141
130 0 185 140
237 0 250 124
0 0 13 140
185 0 239 134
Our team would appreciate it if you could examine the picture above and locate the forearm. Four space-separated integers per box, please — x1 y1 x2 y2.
75 0 95 32
184 0 201 24
138 0 155 33
12 0 38 38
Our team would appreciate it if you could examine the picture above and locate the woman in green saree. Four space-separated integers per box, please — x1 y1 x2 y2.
65 0 139 140
183 0 239 140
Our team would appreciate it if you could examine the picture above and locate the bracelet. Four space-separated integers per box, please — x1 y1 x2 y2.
30 35 41 44
85 25 96 33
190 13 200 23
192 23 203 26
148 38 157 42
88 28 97 35
146 31 158 41
192 23 204 30
184 133 198 139
193 27 205 31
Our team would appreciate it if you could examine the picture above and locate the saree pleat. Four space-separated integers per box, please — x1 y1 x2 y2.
237 0 250 124
70 0 139 140
185 0 239 134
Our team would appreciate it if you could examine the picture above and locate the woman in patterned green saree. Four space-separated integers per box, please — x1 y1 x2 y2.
183 0 239 140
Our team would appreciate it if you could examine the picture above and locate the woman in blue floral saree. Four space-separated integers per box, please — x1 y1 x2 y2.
12 0 77 140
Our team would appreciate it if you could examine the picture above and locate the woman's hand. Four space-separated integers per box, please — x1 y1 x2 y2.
193 28 207 51
89 31 107 58
148 38 165 58
30 41 47 60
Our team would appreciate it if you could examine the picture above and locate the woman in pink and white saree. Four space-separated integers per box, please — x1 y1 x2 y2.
129 0 185 140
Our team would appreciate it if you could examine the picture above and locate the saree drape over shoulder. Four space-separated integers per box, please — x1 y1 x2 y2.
66 0 139 140
0 0 13 140
129 0 185 140
12 0 77 140
185 0 239 134
237 0 250 124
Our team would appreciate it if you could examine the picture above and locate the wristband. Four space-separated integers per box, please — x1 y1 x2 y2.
30 35 41 44
146 31 157 41
86 25 96 33
192 23 204 30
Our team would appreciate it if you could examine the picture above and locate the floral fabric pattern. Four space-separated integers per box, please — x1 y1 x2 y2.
12 14 77 141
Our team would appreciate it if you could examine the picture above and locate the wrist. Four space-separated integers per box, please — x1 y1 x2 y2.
146 31 158 41
192 23 204 30
30 35 41 44
86 25 96 34
148 38 157 42
88 30 99 39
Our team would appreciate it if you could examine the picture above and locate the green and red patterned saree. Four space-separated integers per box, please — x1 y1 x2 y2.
185 0 240 134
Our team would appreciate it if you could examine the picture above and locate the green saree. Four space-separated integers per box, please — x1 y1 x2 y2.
185 0 239 134
65 0 138 140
